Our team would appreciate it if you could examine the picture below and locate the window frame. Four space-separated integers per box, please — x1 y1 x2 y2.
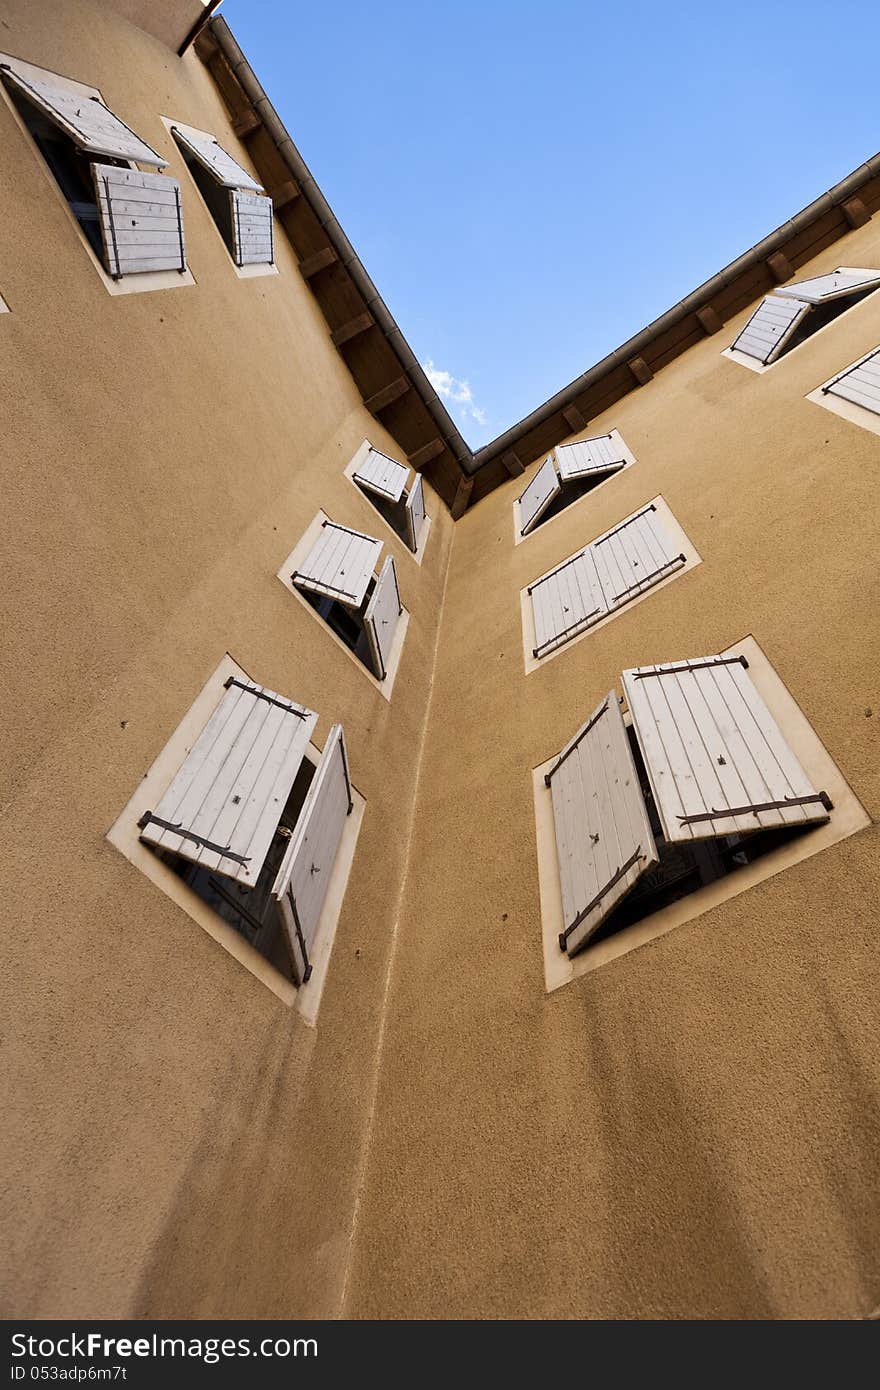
106 654 365 1016
277 512 410 700
531 635 869 993
520 496 701 674
512 430 636 546
0 53 195 297
807 343 880 439
723 267 880 375
343 441 432 564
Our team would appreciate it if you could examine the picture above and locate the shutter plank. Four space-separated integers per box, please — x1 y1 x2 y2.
623 657 831 843
171 120 264 191
231 189 274 265
519 455 561 534
531 550 606 658
272 725 352 982
353 446 409 503
549 693 659 956
404 473 427 551
775 266 880 305
592 506 684 610
556 433 628 481
824 346 880 415
140 680 318 887
731 295 811 363
1 63 166 166
93 164 185 277
363 556 402 679
294 521 382 609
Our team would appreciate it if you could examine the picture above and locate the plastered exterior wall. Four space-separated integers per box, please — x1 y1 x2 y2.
345 222 880 1318
0 1 452 1319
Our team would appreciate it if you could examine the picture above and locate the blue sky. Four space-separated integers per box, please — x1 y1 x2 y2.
223 0 880 447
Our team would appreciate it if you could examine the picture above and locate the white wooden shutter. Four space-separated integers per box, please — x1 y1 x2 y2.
548 692 659 956
622 655 832 844
272 725 352 983
0 62 166 166
775 266 880 305
519 455 561 535
404 473 427 551
731 295 811 364
139 677 318 887
92 163 185 277
170 121 263 191
363 556 403 679
529 549 607 659
822 345 880 415
591 504 686 612
293 521 382 610
230 189 274 266
353 447 409 503
556 434 627 482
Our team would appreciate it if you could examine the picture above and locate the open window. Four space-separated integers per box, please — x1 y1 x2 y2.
136 675 353 987
0 56 186 279
350 444 429 554
516 431 634 537
546 654 834 960
291 520 404 681
527 500 693 662
170 119 274 267
728 267 880 367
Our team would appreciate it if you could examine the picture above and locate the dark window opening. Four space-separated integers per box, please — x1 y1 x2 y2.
777 287 879 361
172 138 237 260
354 483 414 551
301 584 376 674
588 725 815 948
4 85 128 259
152 757 316 983
531 469 622 532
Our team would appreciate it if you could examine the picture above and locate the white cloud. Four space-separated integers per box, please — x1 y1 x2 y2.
423 359 488 430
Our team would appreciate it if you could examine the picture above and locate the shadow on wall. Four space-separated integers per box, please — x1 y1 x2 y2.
132 1007 345 1319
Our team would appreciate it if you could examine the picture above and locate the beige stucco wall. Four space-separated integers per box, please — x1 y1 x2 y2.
0 0 452 1319
345 223 880 1318
3 0 880 1324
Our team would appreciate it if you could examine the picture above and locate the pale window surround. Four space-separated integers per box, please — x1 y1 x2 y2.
0 53 194 297
107 654 365 1020
533 635 869 993
277 512 410 701
162 115 278 280
344 441 432 564
520 496 700 674
512 430 636 546
723 265 880 374
806 344 880 439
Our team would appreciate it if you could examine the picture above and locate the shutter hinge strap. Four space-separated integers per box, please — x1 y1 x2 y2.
545 700 609 786
608 554 686 603
678 792 833 826
559 846 644 951
223 677 307 716
137 813 251 866
592 502 657 545
633 655 749 680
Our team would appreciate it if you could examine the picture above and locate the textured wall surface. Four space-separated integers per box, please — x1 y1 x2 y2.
0 0 452 1319
2 0 880 1324
345 223 880 1319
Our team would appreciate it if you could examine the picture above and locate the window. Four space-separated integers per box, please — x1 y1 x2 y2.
727 267 880 368
132 672 353 989
348 443 430 556
0 56 187 281
523 497 699 667
286 518 407 685
169 119 274 268
821 344 880 413
515 430 634 539
534 637 868 990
